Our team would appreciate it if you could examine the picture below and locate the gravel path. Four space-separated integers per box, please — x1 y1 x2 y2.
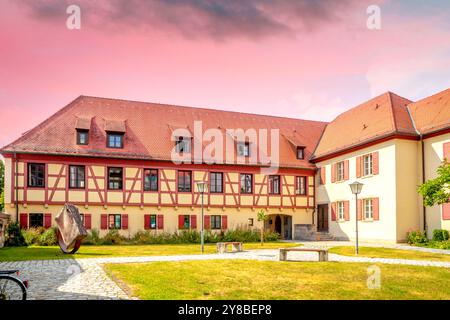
1 245 449 300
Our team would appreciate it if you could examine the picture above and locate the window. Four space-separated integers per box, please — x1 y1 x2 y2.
77 130 89 145
364 199 373 220
29 213 43 228
237 142 250 157
363 154 373 176
296 147 305 159
150 215 157 229
337 202 345 221
211 215 222 229
144 169 158 191
109 214 121 229
28 163 45 188
178 170 192 192
108 167 123 190
268 175 281 194
69 165 85 189
210 172 223 193
175 136 191 153
183 215 190 229
336 161 344 181
296 176 307 195
240 174 253 194
107 133 123 148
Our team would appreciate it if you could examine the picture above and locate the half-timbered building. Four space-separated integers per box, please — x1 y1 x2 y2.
1 88 449 242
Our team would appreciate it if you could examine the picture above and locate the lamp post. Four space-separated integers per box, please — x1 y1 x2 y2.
196 181 207 254
349 181 363 255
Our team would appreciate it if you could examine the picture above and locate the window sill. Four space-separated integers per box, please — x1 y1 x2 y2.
362 219 374 222
361 174 374 179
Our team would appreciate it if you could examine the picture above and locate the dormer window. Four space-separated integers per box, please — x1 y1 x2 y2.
175 136 191 153
107 133 124 148
237 142 250 157
77 130 89 145
296 147 305 159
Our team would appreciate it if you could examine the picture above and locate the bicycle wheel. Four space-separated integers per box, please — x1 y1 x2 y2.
0 276 27 300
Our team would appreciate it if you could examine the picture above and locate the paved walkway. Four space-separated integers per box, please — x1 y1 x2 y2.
1 244 449 300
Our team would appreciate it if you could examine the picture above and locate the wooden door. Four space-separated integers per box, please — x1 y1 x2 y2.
317 204 329 232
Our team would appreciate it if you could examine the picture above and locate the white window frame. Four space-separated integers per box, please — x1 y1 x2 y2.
175 136 191 153
336 161 344 181
364 199 373 220
337 201 345 221
363 154 373 176
237 142 250 157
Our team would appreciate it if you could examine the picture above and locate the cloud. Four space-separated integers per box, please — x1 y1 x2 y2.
18 0 359 40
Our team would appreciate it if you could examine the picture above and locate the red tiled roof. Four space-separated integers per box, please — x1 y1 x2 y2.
0 96 327 169
311 92 417 160
407 88 450 135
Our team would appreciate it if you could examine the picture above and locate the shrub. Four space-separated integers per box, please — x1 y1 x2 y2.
83 229 101 245
177 230 201 243
101 229 125 245
222 228 260 242
432 229 450 242
37 227 58 246
406 230 428 245
264 231 280 242
4 221 26 247
22 227 45 246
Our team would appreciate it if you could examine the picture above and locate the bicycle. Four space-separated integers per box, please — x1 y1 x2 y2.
0 270 29 300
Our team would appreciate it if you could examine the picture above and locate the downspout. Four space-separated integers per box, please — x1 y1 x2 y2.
14 152 18 222
406 105 427 234
420 135 427 234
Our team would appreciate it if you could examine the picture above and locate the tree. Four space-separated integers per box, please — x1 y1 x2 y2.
0 160 4 212
257 209 268 246
418 160 450 207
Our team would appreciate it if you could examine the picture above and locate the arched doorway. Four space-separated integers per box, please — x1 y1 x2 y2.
275 215 282 235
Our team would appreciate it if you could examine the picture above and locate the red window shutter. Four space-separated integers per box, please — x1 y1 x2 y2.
442 203 450 220
204 215 211 229
372 152 379 175
344 160 349 180
331 203 336 221
144 214 150 230
357 199 362 220
84 214 91 230
320 167 326 184
221 215 228 230
344 201 350 221
157 214 164 229
20 213 28 229
44 213 52 229
190 215 197 229
100 214 108 230
443 142 450 160
178 215 185 229
331 164 336 183
373 198 379 220
122 214 128 230
356 156 362 178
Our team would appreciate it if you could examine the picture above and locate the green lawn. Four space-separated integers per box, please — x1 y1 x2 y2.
329 246 450 262
104 260 450 300
0 242 299 261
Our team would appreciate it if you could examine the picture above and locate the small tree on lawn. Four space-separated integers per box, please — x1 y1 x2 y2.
257 209 268 246
418 160 450 207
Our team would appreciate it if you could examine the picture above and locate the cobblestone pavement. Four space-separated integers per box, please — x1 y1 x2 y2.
1 246 449 300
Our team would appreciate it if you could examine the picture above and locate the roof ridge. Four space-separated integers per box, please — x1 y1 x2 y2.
387 92 399 132
0 96 84 151
79 95 329 124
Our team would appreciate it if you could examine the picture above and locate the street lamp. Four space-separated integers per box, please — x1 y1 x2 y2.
349 181 363 255
196 181 208 254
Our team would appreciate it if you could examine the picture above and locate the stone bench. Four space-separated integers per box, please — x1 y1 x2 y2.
216 242 243 254
279 248 329 262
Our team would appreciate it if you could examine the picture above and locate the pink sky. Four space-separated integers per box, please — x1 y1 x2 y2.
1 0 450 150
